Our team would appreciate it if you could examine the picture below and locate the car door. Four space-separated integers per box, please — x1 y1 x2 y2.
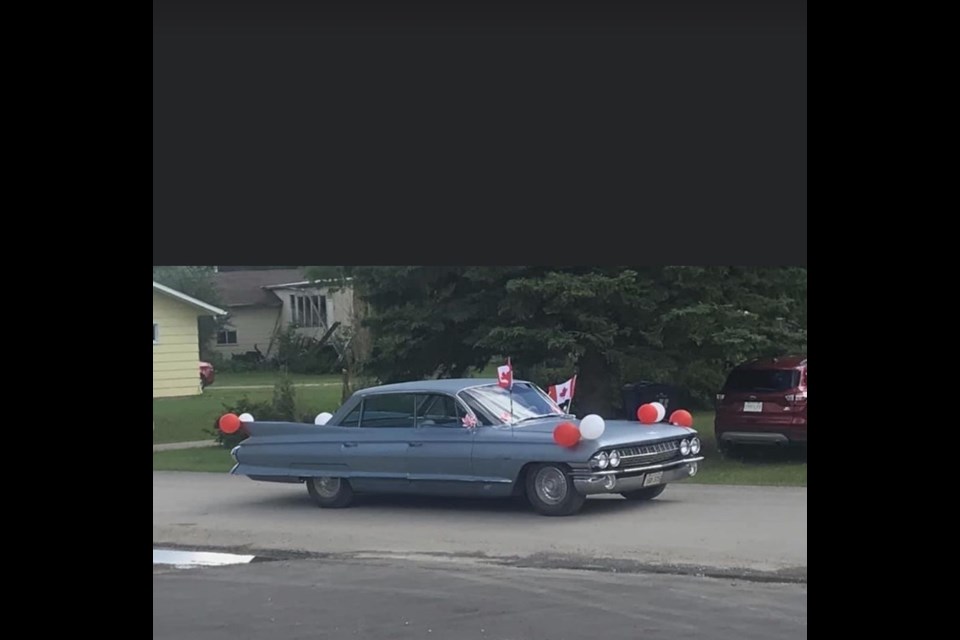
346 392 418 493
406 393 477 496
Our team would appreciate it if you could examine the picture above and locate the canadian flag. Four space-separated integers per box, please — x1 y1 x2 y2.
548 375 577 406
497 357 513 389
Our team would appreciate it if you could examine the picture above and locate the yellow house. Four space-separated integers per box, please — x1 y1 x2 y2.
153 281 226 398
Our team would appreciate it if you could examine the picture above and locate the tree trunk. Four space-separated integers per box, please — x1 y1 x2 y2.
572 348 616 417
341 368 351 404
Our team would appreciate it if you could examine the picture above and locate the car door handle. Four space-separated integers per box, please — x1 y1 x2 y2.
408 442 424 447
342 442 358 448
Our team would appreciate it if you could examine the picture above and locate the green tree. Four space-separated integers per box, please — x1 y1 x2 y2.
354 266 513 382
352 266 807 413
620 267 807 405
479 268 656 415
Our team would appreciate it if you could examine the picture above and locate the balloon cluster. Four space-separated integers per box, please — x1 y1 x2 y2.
636 402 666 423
635 403 694 428
552 414 606 448
218 412 254 434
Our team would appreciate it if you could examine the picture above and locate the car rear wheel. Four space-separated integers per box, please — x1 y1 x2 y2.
306 476 354 508
620 484 666 501
525 463 586 516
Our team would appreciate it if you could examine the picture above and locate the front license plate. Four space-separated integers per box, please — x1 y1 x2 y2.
743 401 763 412
643 471 663 487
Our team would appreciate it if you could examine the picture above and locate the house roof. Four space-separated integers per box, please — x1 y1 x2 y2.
153 281 227 315
213 268 306 307
264 277 354 290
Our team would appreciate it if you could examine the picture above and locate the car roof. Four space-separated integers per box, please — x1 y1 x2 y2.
735 355 807 370
353 378 530 396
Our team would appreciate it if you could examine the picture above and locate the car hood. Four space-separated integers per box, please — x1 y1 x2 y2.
514 418 696 447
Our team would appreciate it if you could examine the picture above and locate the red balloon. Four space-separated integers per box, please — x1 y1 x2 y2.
669 409 694 427
219 413 241 434
553 422 581 447
637 404 659 424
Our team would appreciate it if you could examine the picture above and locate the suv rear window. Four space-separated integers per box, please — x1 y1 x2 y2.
724 369 800 392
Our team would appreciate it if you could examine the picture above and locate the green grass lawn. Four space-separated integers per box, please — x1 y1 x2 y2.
154 447 236 472
153 410 806 487
153 384 343 444
214 372 340 387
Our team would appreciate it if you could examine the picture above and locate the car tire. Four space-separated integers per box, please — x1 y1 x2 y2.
306 476 354 508
620 484 667 501
525 463 586 517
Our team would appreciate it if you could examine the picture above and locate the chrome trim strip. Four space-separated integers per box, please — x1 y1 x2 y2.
572 456 705 477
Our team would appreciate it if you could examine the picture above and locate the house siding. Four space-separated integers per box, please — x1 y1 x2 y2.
153 291 202 398
209 306 283 357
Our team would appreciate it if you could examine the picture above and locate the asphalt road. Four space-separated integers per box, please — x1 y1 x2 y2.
153 472 806 579
153 555 806 640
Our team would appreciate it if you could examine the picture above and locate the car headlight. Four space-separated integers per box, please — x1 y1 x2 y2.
679 439 691 456
608 450 621 468
592 452 609 469
690 437 701 455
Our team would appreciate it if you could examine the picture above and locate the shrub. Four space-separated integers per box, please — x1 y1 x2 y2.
272 326 342 374
207 375 300 448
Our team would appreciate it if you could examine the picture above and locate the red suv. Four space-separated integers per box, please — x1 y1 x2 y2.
714 356 807 450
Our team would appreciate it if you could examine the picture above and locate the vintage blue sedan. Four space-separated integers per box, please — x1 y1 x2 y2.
229 378 704 516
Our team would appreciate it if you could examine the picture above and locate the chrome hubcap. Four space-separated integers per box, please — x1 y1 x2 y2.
534 467 568 504
312 477 341 498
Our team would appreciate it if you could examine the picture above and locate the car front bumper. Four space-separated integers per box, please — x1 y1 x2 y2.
572 456 705 496
717 429 806 445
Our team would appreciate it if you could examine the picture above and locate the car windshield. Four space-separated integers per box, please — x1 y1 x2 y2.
459 383 566 425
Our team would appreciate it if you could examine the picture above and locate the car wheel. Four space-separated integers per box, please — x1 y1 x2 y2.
306 476 354 508
620 484 667 501
525 463 586 516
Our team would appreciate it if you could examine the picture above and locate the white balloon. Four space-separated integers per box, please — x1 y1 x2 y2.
238 413 255 423
314 412 333 426
579 414 606 440
651 402 666 422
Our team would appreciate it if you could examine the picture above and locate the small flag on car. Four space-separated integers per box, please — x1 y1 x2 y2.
497 357 514 389
548 375 577 408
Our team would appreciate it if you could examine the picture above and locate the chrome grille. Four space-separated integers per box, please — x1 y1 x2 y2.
614 440 682 468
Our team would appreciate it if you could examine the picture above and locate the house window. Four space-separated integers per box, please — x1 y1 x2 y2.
290 294 328 328
217 329 238 345
153 323 159 344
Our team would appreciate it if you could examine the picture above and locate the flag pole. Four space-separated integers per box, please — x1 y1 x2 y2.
509 357 514 424
567 373 577 417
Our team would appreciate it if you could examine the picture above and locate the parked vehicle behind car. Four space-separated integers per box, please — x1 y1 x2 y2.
714 356 806 450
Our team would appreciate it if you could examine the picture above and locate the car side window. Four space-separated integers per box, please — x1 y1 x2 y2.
415 394 461 428
360 393 416 429
338 403 362 427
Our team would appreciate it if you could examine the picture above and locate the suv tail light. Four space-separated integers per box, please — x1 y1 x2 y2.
785 391 807 402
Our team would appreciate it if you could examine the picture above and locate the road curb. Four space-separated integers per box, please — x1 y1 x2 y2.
151 541 807 585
